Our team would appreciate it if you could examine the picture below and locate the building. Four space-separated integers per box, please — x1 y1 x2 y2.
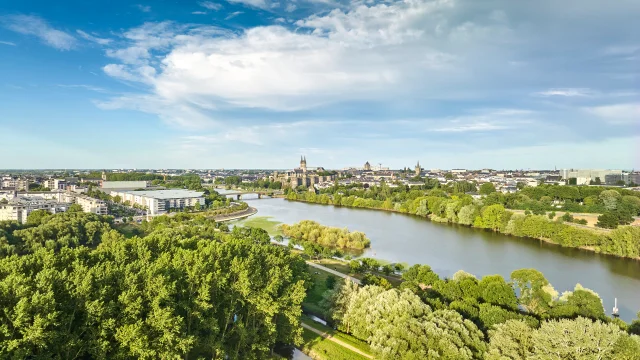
415 161 422 176
271 156 336 188
101 181 148 190
109 189 205 216
72 194 108 215
561 169 623 185
1 177 30 191
0 195 69 224
364 161 372 171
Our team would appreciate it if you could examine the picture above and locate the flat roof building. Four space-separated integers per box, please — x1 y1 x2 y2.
109 189 205 216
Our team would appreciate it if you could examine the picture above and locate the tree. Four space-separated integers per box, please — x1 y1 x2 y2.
0 218 310 359
325 275 337 290
371 309 486 360
480 182 497 195
531 317 627 359
194 201 201 211
600 189 622 211
67 203 84 213
322 279 359 327
487 320 534 360
112 195 122 203
597 212 620 229
382 264 393 276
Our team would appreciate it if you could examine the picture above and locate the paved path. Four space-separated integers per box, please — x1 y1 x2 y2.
213 207 257 222
306 261 361 285
301 322 373 359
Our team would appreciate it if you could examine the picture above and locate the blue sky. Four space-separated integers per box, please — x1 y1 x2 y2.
1 0 638 170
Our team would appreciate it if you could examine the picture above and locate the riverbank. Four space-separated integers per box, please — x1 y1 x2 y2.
213 206 257 222
286 197 640 261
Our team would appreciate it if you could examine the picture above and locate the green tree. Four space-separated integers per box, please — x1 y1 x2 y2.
67 203 84 213
480 183 497 195
487 320 534 360
531 317 627 359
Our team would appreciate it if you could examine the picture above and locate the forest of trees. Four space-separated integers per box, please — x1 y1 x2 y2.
0 212 308 359
280 220 371 250
319 265 640 359
286 185 640 259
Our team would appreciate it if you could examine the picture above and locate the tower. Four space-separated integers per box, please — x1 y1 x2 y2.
300 156 307 172
364 161 371 171
415 161 421 176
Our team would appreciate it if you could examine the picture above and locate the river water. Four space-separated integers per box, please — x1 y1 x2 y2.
236 196 640 321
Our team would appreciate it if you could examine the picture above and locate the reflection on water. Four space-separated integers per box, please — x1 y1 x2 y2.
245 198 640 321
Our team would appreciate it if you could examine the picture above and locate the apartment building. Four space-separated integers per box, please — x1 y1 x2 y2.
0 197 69 224
109 189 205 215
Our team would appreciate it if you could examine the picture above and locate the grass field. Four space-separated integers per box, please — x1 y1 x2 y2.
301 316 371 354
303 264 335 315
300 328 370 360
235 216 283 235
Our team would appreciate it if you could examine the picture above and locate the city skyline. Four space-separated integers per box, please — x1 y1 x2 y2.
1 0 639 169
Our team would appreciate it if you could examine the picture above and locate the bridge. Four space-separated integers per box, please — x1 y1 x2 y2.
222 191 271 200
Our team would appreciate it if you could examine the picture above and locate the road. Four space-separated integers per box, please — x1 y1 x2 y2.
301 322 373 359
306 261 361 285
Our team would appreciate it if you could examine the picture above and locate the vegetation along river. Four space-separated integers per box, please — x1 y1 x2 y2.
239 196 640 321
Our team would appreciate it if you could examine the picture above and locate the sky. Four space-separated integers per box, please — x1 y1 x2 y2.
0 0 639 170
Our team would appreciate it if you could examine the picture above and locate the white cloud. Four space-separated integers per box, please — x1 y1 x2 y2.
192 11 208 15
585 103 639 124
0 40 16 46
225 11 244 20
0 15 76 50
136 4 151 12
535 88 594 97
58 84 107 92
199 1 223 10
285 3 297 12
97 0 640 137
76 30 112 45
106 46 150 64
225 0 270 10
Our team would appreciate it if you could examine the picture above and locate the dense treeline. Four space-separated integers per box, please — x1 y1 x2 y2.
287 187 640 259
291 182 640 219
0 212 308 359
0 210 114 256
319 264 640 359
280 220 371 250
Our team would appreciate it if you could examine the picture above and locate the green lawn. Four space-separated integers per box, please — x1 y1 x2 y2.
235 216 283 235
301 316 371 355
303 264 334 315
300 328 370 360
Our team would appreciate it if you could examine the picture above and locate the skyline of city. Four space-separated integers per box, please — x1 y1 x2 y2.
1 0 639 169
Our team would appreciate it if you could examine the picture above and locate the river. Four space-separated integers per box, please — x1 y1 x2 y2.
231 195 640 322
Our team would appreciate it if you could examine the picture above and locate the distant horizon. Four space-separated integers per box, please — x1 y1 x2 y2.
1 0 639 169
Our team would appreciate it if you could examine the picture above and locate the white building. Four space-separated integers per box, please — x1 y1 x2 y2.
71 194 108 215
109 189 205 216
0 197 69 224
101 181 148 190
560 169 623 185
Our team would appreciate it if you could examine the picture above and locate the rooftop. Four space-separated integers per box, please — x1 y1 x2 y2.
115 189 204 199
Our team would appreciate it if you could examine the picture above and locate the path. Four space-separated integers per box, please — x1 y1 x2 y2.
213 207 257 222
306 261 361 285
301 322 373 359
